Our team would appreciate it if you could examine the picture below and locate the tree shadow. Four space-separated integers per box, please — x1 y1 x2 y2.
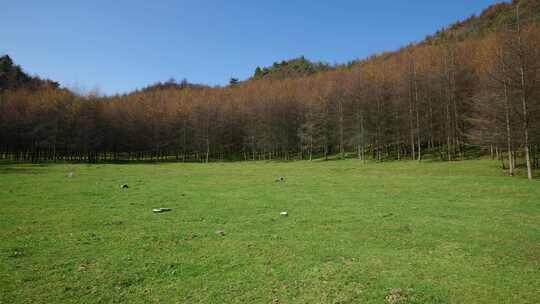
0 161 50 175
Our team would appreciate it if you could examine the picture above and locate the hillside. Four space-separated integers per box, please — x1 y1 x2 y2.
251 56 331 81
0 0 539 180
0 55 59 92
250 1 540 82
425 0 540 44
2 2 540 303
3 1 539 89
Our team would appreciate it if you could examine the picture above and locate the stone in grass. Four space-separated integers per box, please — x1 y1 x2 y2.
385 288 405 304
120 184 129 189
8 249 24 258
67 172 75 178
152 208 172 213
215 230 226 236
280 211 289 217
275 176 285 182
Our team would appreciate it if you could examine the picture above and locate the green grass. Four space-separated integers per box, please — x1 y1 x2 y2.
1 159 539 303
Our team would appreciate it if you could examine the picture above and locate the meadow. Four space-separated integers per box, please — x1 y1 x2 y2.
1 159 539 303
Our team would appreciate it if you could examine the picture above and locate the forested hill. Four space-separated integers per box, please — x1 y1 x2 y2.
251 1 540 82
3 1 539 91
424 0 540 44
0 55 59 92
251 57 331 80
0 1 539 180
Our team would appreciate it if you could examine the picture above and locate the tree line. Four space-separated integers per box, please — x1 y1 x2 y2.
1 1 539 179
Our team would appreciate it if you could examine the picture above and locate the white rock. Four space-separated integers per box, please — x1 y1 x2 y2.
152 208 172 213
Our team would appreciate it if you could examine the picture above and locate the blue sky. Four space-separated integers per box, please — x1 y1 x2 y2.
2 0 503 95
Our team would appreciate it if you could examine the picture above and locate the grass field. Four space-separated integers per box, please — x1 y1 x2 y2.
1 159 539 303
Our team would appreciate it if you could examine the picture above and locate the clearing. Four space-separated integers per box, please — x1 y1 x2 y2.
1 159 539 303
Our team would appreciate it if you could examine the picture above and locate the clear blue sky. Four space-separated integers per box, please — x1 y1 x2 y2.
2 0 503 95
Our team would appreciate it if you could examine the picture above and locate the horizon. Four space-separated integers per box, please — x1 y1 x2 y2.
3 0 504 95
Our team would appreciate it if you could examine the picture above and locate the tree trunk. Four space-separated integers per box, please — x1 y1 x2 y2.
309 134 313 161
502 67 515 176
205 138 210 163
516 7 533 180
413 59 422 161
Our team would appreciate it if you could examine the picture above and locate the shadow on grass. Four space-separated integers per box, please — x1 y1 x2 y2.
0 161 50 174
0 167 48 175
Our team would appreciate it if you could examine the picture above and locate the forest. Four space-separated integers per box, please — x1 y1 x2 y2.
1 0 539 180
